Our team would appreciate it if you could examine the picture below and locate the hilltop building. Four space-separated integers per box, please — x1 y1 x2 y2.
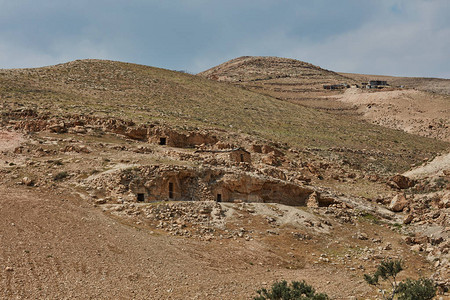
367 80 388 89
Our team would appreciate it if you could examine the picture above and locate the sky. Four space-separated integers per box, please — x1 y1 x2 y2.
0 0 449 78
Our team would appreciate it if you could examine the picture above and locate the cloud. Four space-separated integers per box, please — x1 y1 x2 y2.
0 0 448 77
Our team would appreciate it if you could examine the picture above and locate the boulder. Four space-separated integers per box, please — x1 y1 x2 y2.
389 193 408 212
48 123 67 133
403 214 414 224
22 177 33 186
387 174 415 189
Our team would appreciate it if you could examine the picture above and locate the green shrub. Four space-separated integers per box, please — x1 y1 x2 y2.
53 171 69 181
397 278 436 300
254 280 329 300
364 259 436 300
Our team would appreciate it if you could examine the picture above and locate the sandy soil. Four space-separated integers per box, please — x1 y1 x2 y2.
0 130 23 152
1 183 436 299
334 88 450 142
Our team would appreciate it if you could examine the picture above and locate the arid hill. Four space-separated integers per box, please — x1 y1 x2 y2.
199 56 358 108
0 59 449 299
200 56 450 142
1 59 445 172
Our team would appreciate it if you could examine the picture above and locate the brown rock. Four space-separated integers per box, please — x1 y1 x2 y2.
261 145 284 157
442 192 450 208
215 142 232 150
261 154 280 166
125 127 148 140
251 144 262 153
389 194 408 212
403 214 414 224
48 123 67 133
69 126 87 134
387 174 415 189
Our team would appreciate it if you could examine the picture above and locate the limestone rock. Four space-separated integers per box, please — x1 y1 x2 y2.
306 192 320 208
22 177 34 186
389 193 408 212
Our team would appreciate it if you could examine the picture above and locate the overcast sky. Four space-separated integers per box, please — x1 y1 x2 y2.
0 0 449 78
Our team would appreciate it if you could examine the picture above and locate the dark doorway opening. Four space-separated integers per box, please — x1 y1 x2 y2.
216 194 222 202
159 137 167 145
169 182 174 199
240 154 244 162
137 193 145 202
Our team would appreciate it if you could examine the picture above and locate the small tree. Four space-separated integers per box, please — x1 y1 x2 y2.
364 259 436 300
254 280 329 300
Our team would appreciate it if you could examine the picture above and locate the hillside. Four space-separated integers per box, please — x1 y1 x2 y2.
199 56 358 109
200 56 450 142
0 59 449 298
1 59 446 172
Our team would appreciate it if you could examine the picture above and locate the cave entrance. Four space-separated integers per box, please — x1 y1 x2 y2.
169 182 174 199
159 137 167 145
216 194 222 202
137 193 145 202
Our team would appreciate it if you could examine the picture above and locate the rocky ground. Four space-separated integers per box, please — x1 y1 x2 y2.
0 57 449 299
0 118 448 299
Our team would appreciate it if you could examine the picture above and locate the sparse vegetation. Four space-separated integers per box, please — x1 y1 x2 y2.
0 59 447 174
254 280 329 300
0 57 448 299
364 259 436 300
397 278 437 300
53 171 69 181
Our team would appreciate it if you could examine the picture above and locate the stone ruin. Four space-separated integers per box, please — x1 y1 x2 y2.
85 165 337 207
2 109 218 148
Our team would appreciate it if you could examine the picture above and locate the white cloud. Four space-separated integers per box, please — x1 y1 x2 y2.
0 37 115 69
0 0 448 78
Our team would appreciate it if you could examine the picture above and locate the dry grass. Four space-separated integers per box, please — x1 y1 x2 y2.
1 59 447 173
